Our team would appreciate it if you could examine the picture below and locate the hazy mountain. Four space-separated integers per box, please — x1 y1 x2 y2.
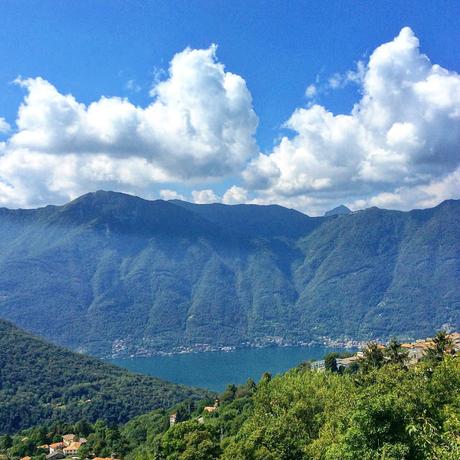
0 191 458 356
324 205 352 217
0 318 211 433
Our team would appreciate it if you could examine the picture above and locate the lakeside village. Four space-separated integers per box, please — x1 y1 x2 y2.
310 332 460 371
110 335 367 358
17 332 460 460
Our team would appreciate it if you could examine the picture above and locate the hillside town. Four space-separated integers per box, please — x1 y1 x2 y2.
18 433 119 460
311 332 460 371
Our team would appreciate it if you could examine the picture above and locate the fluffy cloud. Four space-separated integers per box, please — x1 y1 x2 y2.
160 189 185 201
243 27 460 212
222 186 248 204
1 28 459 214
191 189 219 204
0 45 257 207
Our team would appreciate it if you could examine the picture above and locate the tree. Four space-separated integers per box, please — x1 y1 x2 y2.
361 342 385 371
425 331 454 363
385 337 408 366
159 420 220 459
260 372 272 382
324 353 338 372
0 434 12 451
221 384 237 403
75 418 92 437
180 430 221 460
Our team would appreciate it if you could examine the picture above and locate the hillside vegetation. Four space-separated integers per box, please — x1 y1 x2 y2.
0 319 212 434
0 191 458 356
2 339 459 459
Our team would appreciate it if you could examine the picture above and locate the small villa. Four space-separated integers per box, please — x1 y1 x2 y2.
48 442 64 454
63 441 84 456
203 399 219 413
62 434 76 446
44 434 87 459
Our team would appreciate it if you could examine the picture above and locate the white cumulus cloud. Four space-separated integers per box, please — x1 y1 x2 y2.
222 185 248 204
191 189 220 204
160 189 185 201
0 28 459 214
243 27 460 213
0 45 258 207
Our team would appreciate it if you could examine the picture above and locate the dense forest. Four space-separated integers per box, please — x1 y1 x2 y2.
2 335 459 459
0 191 459 357
0 319 212 434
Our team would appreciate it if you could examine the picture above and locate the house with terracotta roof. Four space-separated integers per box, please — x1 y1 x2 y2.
63 441 83 456
49 442 64 454
401 342 427 363
62 434 76 446
400 332 460 363
203 399 219 413
93 457 120 460
38 444 50 453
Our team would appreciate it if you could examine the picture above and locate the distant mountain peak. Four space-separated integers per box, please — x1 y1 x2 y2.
324 205 352 217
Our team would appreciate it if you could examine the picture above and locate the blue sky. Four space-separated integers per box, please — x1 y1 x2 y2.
0 1 459 214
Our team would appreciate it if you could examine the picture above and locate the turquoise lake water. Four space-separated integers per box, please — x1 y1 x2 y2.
111 345 345 391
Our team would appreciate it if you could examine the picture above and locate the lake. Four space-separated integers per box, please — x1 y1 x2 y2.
111 345 345 391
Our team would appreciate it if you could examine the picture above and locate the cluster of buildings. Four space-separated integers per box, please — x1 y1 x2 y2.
311 351 365 371
20 433 119 460
46 434 86 459
311 332 460 371
401 332 460 363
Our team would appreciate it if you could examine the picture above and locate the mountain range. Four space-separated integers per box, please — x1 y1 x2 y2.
0 190 458 357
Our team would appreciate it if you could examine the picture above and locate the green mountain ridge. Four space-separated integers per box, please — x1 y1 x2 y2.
0 318 212 434
0 191 458 356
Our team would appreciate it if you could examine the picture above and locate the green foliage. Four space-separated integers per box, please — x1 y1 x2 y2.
78 420 130 459
3 353 459 459
324 351 354 373
385 337 409 366
0 320 212 434
156 420 221 460
324 353 338 372
221 357 460 460
424 330 455 363
361 342 385 372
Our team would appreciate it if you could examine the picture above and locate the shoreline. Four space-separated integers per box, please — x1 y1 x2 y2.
106 336 368 359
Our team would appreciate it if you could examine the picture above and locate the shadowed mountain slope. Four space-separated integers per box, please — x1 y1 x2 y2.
0 191 458 356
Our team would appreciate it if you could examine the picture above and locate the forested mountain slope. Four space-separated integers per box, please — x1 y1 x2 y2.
0 319 211 434
0 191 458 356
4 349 459 459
